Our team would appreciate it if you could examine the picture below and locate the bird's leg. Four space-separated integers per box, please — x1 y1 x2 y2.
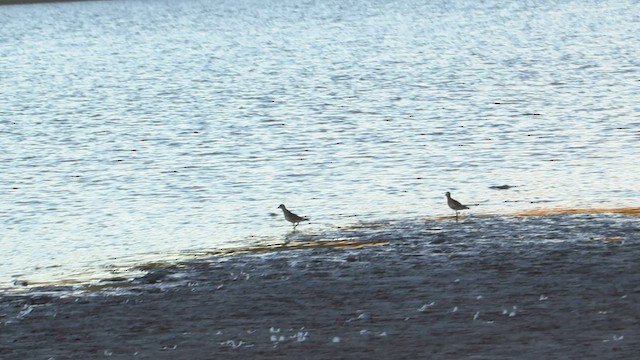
455 211 459 222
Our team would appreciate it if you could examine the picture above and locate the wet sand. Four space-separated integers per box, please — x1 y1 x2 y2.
1 214 639 359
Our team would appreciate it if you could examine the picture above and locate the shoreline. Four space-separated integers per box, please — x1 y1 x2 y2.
2 213 638 359
5 207 639 293
6 206 640 293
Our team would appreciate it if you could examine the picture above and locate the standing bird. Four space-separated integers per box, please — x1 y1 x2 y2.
277 204 309 230
445 192 469 222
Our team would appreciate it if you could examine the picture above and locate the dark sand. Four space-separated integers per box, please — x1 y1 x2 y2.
1 214 639 359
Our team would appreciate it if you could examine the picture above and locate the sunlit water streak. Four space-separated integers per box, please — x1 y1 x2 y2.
0 0 638 289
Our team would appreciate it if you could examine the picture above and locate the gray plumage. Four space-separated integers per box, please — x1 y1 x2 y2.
278 204 309 229
445 192 469 221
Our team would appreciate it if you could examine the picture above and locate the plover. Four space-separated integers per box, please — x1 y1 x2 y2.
277 204 309 230
445 192 469 222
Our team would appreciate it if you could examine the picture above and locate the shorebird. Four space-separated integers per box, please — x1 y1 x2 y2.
445 192 469 222
277 204 309 230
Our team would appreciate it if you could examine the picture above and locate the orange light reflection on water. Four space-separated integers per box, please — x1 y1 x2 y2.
517 207 640 217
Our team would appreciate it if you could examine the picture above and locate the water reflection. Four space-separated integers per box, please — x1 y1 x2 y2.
1 0 638 288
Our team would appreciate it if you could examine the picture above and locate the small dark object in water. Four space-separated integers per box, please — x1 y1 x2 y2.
138 270 170 284
29 296 54 306
489 185 516 190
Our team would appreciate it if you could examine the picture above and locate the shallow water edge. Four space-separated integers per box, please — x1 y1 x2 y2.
5 207 638 294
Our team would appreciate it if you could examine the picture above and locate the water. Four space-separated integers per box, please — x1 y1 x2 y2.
0 0 638 289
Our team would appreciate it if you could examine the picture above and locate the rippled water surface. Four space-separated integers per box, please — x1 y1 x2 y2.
1 0 638 289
